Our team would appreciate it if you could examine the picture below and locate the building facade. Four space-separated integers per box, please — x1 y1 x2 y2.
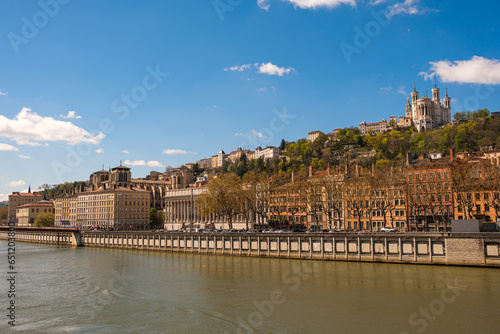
406 160 453 232
359 119 388 136
8 191 43 224
164 187 255 230
16 201 55 227
54 185 150 230
308 131 324 142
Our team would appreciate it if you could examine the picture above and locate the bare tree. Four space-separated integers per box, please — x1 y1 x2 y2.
197 173 241 229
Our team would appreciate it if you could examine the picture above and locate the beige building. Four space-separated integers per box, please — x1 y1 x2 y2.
308 130 324 142
483 149 500 165
229 147 250 163
54 194 78 226
196 158 212 169
79 186 150 230
8 191 43 224
359 119 388 136
89 164 194 210
255 146 279 160
16 201 55 227
164 187 256 231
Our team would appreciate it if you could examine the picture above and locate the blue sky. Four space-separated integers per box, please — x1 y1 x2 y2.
1 0 499 200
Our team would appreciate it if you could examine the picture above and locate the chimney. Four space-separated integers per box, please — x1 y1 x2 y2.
450 147 455 160
309 165 314 177
130 184 133 190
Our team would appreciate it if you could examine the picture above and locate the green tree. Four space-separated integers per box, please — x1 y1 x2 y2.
279 139 286 151
150 208 162 229
34 213 55 227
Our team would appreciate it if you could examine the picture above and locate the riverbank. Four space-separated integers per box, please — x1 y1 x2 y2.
3 229 499 267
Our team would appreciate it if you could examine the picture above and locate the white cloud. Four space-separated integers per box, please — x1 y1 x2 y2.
60 111 81 119
235 130 268 139
124 160 165 168
162 149 198 155
18 154 31 159
258 62 295 76
0 89 7 96
0 143 19 151
122 150 129 154
380 86 393 93
0 193 8 201
6 180 26 187
380 85 407 95
397 86 408 95
419 56 500 85
0 108 105 146
385 0 431 19
147 161 165 168
369 0 387 5
257 86 276 92
224 64 252 72
95 148 104 154
257 0 270 10
224 63 295 76
260 0 356 10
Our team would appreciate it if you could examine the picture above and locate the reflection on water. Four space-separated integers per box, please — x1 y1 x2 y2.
1 241 499 334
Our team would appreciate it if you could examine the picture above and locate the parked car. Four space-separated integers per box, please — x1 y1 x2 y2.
380 227 396 232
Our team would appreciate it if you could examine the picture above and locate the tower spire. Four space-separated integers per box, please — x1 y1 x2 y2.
446 88 448 97
413 81 416 92
28 185 31 193
434 77 437 88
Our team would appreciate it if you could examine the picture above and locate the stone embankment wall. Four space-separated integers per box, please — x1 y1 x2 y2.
2 229 499 267
0 230 77 246
80 232 500 267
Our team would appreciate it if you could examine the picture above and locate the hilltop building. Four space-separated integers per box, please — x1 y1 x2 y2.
308 131 324 142
409 81 451 132
360 81 452 134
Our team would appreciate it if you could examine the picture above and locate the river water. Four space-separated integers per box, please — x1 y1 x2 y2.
1 240 499 334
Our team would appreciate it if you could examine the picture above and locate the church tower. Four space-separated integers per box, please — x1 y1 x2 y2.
443 88 451 109
411 81 419 119
432 78 440 103
405 97 412 118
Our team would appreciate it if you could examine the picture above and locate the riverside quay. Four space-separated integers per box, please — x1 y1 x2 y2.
2 227 500 268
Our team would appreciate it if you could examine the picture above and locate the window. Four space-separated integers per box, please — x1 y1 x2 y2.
476 205 481 213
475 193 480 201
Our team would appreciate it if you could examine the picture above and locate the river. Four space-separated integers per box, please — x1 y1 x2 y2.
1 240 499 333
